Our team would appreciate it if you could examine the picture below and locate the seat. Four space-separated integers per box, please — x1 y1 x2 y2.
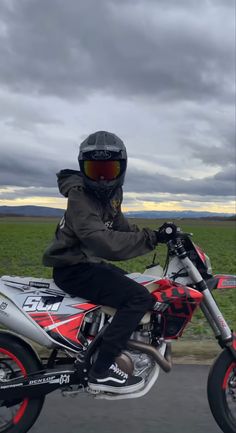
101 305 151 324
1 275 65 294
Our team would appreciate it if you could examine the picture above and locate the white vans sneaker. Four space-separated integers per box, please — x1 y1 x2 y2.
88 363 144 394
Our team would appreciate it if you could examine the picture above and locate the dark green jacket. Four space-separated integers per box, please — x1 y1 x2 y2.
43 170 157 267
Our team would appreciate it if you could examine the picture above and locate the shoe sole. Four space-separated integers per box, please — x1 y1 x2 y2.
88 378 145 394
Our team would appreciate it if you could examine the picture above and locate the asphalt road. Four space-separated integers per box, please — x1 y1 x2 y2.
30 364 222 433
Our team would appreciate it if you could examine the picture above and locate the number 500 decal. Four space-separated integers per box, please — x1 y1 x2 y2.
23 296 62 312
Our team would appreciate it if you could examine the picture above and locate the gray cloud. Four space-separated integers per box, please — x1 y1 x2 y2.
125 166 236 196
0 157 56 188
184 114 236 166
0 146 235 198
0 0 234 102
0 0 235 211
0 187 59 200
0 92 61 131
214 166 236 183
192 144 235 166
123 192 236 205
0 147 71 188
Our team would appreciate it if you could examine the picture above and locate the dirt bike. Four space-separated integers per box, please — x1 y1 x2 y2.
0 225 235 433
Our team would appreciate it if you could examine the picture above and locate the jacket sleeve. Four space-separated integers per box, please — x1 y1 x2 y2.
67 189 157 261
113 209 140 232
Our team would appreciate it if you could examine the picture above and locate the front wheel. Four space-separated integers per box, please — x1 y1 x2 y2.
0 334 45 433
207 349 236 433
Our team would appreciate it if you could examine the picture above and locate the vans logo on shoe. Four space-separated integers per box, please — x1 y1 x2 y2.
96 377 126 384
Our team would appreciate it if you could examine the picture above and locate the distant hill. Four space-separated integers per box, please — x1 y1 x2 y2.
0 206 64 218
125 210 235 219
0 205 234 219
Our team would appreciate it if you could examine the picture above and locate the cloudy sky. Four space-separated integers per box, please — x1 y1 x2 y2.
0 0 235 213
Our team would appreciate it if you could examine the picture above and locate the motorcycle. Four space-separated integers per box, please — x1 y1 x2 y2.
0 224 235 433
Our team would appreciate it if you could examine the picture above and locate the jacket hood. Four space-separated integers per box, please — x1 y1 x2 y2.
57 169 84 197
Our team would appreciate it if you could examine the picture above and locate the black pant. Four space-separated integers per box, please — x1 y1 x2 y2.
53 262 155 363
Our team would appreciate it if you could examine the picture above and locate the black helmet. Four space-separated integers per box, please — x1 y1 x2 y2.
78 131 127 197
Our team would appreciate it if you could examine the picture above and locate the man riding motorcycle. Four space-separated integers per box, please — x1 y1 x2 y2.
43 130 176 394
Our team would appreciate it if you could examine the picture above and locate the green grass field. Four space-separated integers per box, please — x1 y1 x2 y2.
0 217 235 338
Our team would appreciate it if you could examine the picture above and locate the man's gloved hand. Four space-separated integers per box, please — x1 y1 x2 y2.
155 222 179 244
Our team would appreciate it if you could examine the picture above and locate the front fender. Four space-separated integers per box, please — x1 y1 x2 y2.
207 274 236 291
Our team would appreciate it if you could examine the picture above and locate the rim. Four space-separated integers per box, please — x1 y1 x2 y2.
222 362 236 426
0 348 29 431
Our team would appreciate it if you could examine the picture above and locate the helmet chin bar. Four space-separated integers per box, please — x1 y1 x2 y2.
94 188 114 201
83 173 126 199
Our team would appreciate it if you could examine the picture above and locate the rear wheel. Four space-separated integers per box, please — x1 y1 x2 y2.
0 334 45 433
207 349 236 433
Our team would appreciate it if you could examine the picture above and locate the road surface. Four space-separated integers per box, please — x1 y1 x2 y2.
30 364 222 433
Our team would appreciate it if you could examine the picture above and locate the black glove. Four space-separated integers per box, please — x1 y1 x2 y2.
155 222 179 244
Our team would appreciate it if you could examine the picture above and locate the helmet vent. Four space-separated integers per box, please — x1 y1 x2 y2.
87 133 96 146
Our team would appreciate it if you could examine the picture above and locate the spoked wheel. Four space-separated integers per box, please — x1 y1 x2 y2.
208 349 236 433
0 334 45 433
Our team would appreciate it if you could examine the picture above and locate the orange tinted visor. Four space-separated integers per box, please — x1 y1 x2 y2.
83 160 121 181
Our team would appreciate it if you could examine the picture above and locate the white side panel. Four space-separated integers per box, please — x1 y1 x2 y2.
0 281 54 348
165 256 193 285
143 264 163 278
127 272 158 292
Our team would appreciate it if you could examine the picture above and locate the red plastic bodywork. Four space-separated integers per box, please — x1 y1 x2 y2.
150 278 203 339
214 274 236 290
28 278 204 347
195 245 207 264
30 302 97 350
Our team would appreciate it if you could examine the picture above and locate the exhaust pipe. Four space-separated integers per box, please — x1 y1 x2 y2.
127 340 172 373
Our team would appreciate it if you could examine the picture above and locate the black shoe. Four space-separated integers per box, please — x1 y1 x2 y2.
88 363 144 394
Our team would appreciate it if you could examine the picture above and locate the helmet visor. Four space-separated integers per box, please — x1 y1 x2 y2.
83 160 121 181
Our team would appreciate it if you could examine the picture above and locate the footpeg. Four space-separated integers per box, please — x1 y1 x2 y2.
87 386 101 395
62 385 86 397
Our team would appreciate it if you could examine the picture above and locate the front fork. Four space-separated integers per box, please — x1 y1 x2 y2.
178 253 236 359
201 288 232 341
200 288 236 358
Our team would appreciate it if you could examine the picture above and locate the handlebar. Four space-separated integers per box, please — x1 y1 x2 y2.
162 224 193 241
155 222 193 245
